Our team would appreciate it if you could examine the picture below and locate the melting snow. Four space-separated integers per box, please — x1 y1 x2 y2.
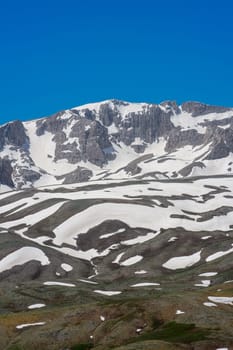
206 247 233 262
171 109 233 134
61 263 73 272
0 185 13 194
131 282 160 287
112 252 125 264
199 272 218 277
1 201 66 233
94 290 122 296
203 302 217 307
163 250 201 270
0 247 50 273
176 310 185 314
168 236 178 242
121 231 158 245
28 303 46 309
208 296 233 305
50 181 233 252
53 202 173 247
16 322 46 329
78 279 98 285
100 228 125 239
43 281 76 287
120 255 143 266
2 177 233 265
134 270 147 274
195 280 211 287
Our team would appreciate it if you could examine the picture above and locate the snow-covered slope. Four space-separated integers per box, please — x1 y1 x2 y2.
0 175 233 288
1 100 233 350
0 99 233 190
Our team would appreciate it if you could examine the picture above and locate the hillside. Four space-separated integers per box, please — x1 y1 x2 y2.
0 100 233 349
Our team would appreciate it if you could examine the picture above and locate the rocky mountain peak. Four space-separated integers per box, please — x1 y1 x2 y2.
0 99 233 190
181 101 231 117
0 120 28 150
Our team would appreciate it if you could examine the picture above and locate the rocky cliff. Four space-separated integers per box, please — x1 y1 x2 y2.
0 99 233 189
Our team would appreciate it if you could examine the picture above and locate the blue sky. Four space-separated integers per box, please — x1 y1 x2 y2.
0 0 233 123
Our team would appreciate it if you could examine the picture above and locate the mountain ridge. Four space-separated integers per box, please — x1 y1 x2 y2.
1 99 233 191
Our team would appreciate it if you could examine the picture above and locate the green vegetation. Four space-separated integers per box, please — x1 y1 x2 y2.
70 344 93 350
151 317 163 329
129 321 209 344
7 346 24 350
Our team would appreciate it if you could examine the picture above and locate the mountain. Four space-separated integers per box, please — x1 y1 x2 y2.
0 100 233 350
0 99 233 190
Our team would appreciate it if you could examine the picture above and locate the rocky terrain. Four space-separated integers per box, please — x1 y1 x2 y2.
0 99 233 190
0 100 233 349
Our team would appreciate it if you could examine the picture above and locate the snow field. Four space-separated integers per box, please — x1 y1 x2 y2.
0 247 50 273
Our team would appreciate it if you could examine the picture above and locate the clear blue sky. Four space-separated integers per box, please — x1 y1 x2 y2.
0 0 233 123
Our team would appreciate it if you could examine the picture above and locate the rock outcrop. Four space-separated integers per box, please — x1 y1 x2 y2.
0 99 233 189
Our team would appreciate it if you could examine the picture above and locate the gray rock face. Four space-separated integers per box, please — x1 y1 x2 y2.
0 99 233 189
181 101 230 117
57 166 93 184
55 141 82 164
115 105 174 146
98 101 120 126
204 126 233 160
81 120 113 166
0 120 28 150
160 100 181 114
206 141 230 160
0 158 14 187
13 168 41 189
179 162 206 177
0 260 43 283
36 112 67 136
30 100 233 173
165 129 204 153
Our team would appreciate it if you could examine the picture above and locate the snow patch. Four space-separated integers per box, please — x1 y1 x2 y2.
0 247 50 273
163 250 201 270
94 290 122 296
111 252 125 264
176 310 185 314
121 232 158 245
61 263 73 272
43 281 76 287
195 280 211 287
208 296 233 305
28 303 46 309
199 272 218 277
203 302 217 307
100 228 125 239
78 279 98 285
168 236 178 242
206 247 233 262
131 282 160 287
120 255 143 266
16 322 46 329
134 270 147 275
